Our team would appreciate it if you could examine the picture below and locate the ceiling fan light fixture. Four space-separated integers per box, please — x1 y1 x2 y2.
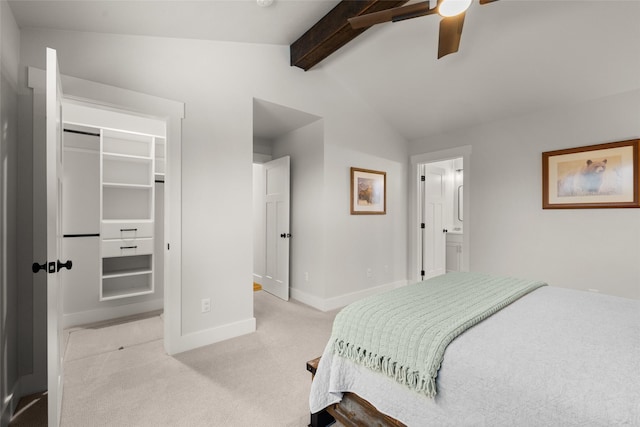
439 0 472 17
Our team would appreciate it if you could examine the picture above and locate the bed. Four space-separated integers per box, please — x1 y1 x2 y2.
309 272 640 426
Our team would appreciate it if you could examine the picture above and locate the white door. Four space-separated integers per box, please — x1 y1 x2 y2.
45 48 66 427
262 156 290 301
422 165 447 279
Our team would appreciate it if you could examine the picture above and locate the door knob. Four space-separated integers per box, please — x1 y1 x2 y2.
32 261 56 274
57 259 73 272
32 262 47 273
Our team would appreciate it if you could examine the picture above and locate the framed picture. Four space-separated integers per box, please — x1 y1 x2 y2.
542 139 639 209
350 167 386 215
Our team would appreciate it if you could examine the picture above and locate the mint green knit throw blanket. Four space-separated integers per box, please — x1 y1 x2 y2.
330 272 547 398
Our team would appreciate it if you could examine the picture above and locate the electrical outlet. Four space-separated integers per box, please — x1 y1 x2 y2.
201 298 211 313
366 268 372 278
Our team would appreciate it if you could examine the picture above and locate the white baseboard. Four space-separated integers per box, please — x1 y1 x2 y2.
63 298 164 328
291 280 408 312
166 317 256 355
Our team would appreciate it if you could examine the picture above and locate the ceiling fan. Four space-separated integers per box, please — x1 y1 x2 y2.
348 0 499 58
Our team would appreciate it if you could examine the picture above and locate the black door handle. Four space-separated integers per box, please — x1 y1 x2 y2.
32 262 47 273
32 261 56 274
57 259 73 272
280 233 292 238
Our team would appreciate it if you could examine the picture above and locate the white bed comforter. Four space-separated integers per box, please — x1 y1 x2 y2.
309 286 640 426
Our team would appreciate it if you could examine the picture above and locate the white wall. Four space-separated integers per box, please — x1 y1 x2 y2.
408 90 640 299
18 28 408 346
257 111 408 311
322 144 408 303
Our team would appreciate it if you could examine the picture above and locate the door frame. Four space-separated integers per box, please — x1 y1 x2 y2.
409 146 472 283
28 67 185 372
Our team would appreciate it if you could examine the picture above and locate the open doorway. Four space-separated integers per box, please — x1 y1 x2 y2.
26 63 184 425
410 146 471 283
418 158 464 280
252 98 322 303
60 105 167 329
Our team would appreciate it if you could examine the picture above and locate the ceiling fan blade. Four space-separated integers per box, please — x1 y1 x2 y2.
479 0 499 4
438 12 465 59
348 1 436 29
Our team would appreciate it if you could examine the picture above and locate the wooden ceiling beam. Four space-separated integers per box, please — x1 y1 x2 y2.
290 0 409 71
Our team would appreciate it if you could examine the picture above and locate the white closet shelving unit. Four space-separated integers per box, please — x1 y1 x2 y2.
100 129 156 301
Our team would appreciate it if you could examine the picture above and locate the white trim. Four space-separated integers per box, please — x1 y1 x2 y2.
62 298 164 328
63 101 166 138
291 280 408 312
169 317 257 355
410 146 472 165
410 145 472 283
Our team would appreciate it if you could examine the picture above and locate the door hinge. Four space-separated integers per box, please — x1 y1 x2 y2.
167 243 170 250
420 270 425 277
420 175 425 182
420 223 425 229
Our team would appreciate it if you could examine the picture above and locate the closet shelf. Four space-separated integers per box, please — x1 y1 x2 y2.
102 152 152 162
102 219 153 224
102 268 152 279
101 286 154 301
102 182 153 189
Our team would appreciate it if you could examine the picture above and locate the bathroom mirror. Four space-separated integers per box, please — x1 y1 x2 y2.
457 185 463 221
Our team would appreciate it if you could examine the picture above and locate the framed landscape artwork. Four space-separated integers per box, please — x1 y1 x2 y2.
350 167 386 215
542 139 639 209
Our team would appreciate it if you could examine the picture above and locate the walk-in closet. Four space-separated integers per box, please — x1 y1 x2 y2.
61 104 166 328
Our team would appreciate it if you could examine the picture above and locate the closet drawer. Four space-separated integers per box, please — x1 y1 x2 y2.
102 222 153 239
102 238 153 258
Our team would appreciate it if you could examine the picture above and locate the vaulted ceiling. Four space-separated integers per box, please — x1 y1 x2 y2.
9 0 640 142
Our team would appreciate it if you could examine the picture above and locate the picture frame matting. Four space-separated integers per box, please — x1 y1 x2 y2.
350 167 386 215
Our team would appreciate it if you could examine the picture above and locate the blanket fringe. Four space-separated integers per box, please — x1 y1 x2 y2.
333 340 437 398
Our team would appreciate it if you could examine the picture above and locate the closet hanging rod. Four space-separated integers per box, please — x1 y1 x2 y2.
63 128 100 137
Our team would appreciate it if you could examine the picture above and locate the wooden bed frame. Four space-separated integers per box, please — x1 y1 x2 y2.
307 357 406 427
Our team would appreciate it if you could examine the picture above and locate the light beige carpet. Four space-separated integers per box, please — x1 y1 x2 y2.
65 313 164 362
61 291 340 427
